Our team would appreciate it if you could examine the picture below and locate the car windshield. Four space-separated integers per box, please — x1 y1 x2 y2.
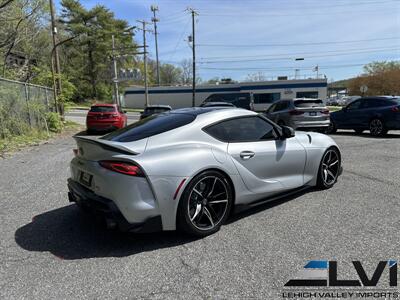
102 113 196 142
294 99 324 108
89 106 115 113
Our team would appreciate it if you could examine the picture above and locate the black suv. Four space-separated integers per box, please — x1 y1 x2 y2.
328 96 400 136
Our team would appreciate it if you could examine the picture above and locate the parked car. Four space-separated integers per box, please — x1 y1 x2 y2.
140 105 172 120
327 96 400 136
264 98 330 131
199 101 235 108
86 104 127 133
326 98 339 106
68 107 341 237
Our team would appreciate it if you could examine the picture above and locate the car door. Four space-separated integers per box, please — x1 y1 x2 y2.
346 99 367 128
360 98 382 127
337 99 363 128
206 115 307 196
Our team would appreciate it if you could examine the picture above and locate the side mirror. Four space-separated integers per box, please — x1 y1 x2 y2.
123 110 127 114
281 125 295 139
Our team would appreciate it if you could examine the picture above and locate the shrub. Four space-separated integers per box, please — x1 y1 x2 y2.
46 112 62 133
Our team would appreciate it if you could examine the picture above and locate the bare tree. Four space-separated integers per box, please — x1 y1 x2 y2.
180 58 201 85
245 71 266 82
180 58 192 85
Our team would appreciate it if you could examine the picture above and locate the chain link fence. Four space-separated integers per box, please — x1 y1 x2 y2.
0 77 54 138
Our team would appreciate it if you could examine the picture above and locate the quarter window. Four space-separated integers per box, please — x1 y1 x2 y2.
204 116 277 142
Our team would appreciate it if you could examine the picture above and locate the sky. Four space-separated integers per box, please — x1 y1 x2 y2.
56 0 400 83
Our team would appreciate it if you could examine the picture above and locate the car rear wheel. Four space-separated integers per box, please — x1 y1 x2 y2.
369 118 387 136
177 170 233 237
317 147 341 189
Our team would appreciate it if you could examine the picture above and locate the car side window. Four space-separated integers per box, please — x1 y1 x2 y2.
275 101 289 112
346 100 362 110
267 103 276 113
362 99 390 108
204 116 277 142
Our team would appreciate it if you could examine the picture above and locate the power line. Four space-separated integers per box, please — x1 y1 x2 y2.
200 61 400 71
199 0 397 17
165 17 191 62
199 47 400 64
198 37 400 49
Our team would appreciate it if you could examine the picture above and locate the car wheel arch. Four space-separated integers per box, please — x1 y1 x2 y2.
175 167 236 227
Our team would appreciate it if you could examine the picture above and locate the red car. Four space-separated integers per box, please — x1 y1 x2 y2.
86 104 127 133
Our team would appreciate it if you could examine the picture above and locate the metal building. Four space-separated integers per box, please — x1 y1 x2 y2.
124 78 327 111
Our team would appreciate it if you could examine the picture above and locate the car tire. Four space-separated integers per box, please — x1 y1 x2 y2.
177 170 233 237
316 147 341 190
326 121 337 134
354 129 364 134
369 118 387 136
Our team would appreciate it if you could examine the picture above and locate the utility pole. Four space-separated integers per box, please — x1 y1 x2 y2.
151 5 160 86
137 20 151 107
111 34 120 106
187 8 198 107
49 0 62 114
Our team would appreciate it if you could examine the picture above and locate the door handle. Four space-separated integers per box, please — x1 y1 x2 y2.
240 151 255 160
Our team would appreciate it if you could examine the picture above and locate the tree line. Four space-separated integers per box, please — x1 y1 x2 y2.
0 0 197 103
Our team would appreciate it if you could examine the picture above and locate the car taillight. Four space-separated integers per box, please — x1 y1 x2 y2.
289 110 304 115
73 148 79 156
391 106 400 112
99 160 144 177
321 109 330 115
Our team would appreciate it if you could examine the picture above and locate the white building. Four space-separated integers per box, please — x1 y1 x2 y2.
124 78 327 111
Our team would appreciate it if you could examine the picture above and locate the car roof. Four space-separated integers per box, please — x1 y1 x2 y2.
360 96 398 100
91 103 116 107
292 98 322 101
167 107 240 116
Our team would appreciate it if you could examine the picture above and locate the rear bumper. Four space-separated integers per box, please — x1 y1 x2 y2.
67 178 162 233
293 120 330 130
86 120 123 131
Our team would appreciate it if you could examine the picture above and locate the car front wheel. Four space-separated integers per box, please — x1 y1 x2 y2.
317 147 341 189
177 170 233 237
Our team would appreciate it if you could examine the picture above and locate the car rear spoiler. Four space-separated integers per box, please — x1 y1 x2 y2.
74 136 139 155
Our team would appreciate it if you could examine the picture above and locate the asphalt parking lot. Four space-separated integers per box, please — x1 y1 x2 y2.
1 130 399 299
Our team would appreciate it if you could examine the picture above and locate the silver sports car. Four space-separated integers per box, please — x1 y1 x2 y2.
68 107 342 236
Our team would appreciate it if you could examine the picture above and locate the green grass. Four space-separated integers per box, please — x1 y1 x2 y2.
327 106 342 112
0 120 81 157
